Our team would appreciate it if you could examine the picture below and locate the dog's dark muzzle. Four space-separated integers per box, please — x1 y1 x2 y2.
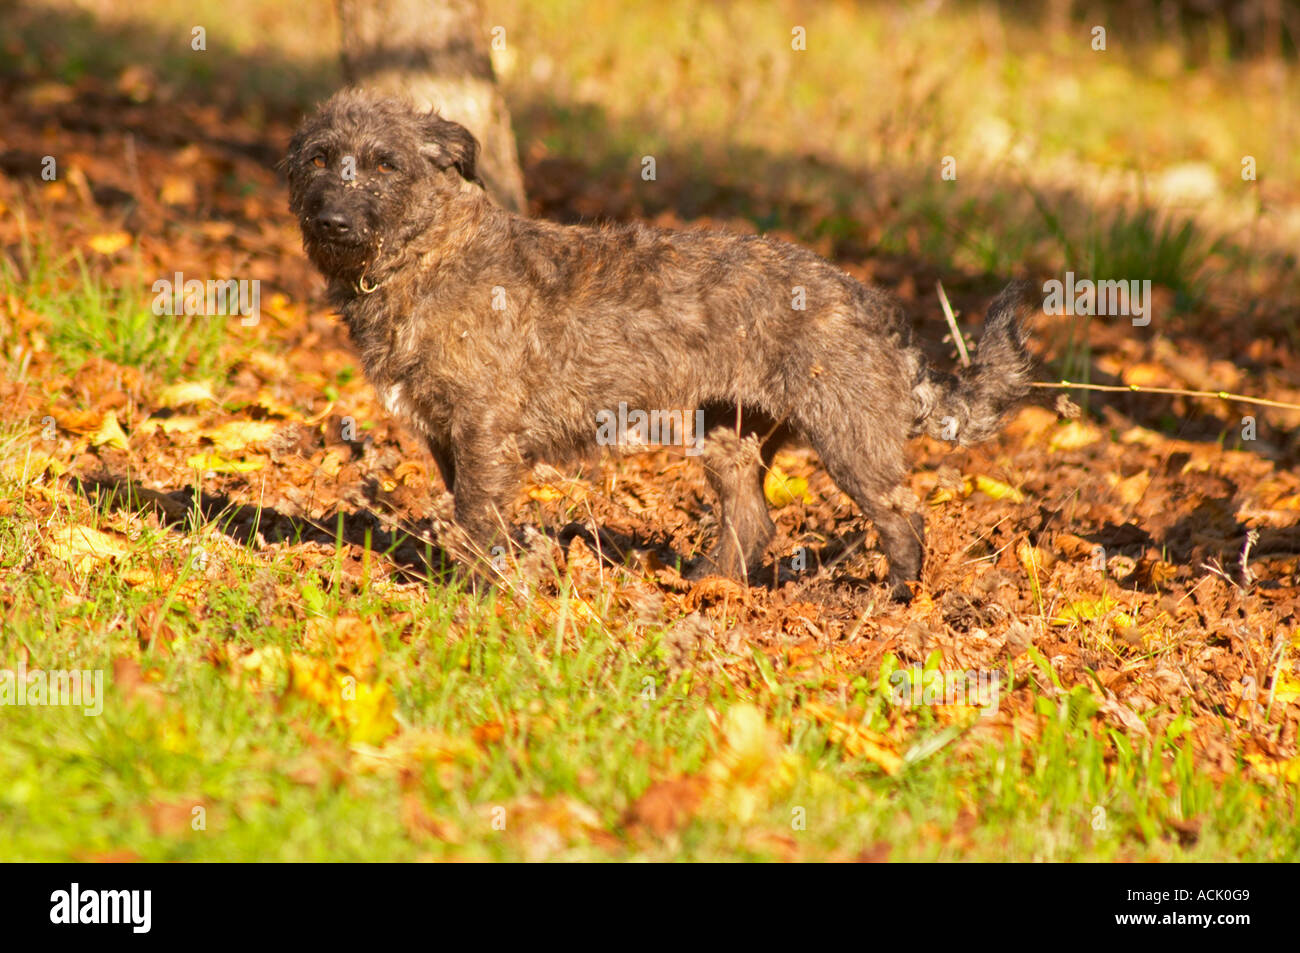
308 206 366 246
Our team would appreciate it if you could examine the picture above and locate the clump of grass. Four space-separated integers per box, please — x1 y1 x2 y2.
1030 192 1213 305
1 222 229 382
1086 206 1211 305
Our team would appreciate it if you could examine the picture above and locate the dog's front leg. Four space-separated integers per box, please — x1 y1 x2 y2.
447 419 522 590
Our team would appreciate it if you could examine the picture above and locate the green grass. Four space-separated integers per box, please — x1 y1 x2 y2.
0 469 1296 860
1 222 230 383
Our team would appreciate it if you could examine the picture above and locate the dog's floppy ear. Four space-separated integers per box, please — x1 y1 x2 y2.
419 113 483 186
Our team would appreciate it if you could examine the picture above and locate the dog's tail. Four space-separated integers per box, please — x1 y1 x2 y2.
910 280 1036 446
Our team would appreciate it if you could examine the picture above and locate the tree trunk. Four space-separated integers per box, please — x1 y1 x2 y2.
335 0 527 213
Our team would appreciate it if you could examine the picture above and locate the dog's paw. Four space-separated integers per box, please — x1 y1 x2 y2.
888 579 917 605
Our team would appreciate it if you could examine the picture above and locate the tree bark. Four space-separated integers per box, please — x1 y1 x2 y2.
335 0 527 213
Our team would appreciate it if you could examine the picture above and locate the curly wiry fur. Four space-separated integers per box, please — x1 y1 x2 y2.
286 90 1034 598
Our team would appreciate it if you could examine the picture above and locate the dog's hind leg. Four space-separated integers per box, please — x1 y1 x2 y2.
688 407 792 581
803 424 924 602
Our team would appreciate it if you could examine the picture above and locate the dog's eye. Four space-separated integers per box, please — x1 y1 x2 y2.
311 154 326 169
377 160 396 174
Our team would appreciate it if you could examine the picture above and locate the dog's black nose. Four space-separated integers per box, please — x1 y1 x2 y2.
315 210 352 237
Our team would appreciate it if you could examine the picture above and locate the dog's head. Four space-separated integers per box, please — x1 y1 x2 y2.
285 90 483 281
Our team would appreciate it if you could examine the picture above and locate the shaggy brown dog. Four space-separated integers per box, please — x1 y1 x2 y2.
286 91 1034 599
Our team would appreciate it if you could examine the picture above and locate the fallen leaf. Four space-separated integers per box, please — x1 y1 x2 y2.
159 175 196 206
156 381 219 409
764 464 813 506
1049 421 1102 451
288 653 398 744
47 525 131 570
801 700 903 774
87 231 132 255
1272 672 1300 706
91 411 130 451
473 721 506 746
186 451 264 473
138 415 202 435
200 419 279 453
303 615 383 677
1111 470 1152 506
401 793 462 843
1051 594 1119 625
970 474 1025 503
622 776 706 836
52 408 103 434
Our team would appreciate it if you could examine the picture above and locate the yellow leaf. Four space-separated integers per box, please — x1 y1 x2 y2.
1017 542 1054 573
711 704 779 783
970 474 1025 503
1119 426 1163 447
318 449 345 477
1049 421 1101 451
159 175 196 206
262 293 299 325
251 391 299 419
186 451 264 473
304 615 383 678
235 646 290 692
90 411 130 451
927 485 961 506
1017 542 1051 604
528 484 565 502
801 700 902 775
156 381 218 409
200 420 278 453
342 680 399 744
1245 753 1300 783
1051 594 1118 625
288 654 397 744
1110 470 1151 505
6 451 65 481
87 231 132 255
352 728 479 776
764 465 813 506
122 567 156 587
47 525 131 571
1273 672 1300 706
1121 363 1166 387
246 351 291 379
700 704 801 824
138 415 202 435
